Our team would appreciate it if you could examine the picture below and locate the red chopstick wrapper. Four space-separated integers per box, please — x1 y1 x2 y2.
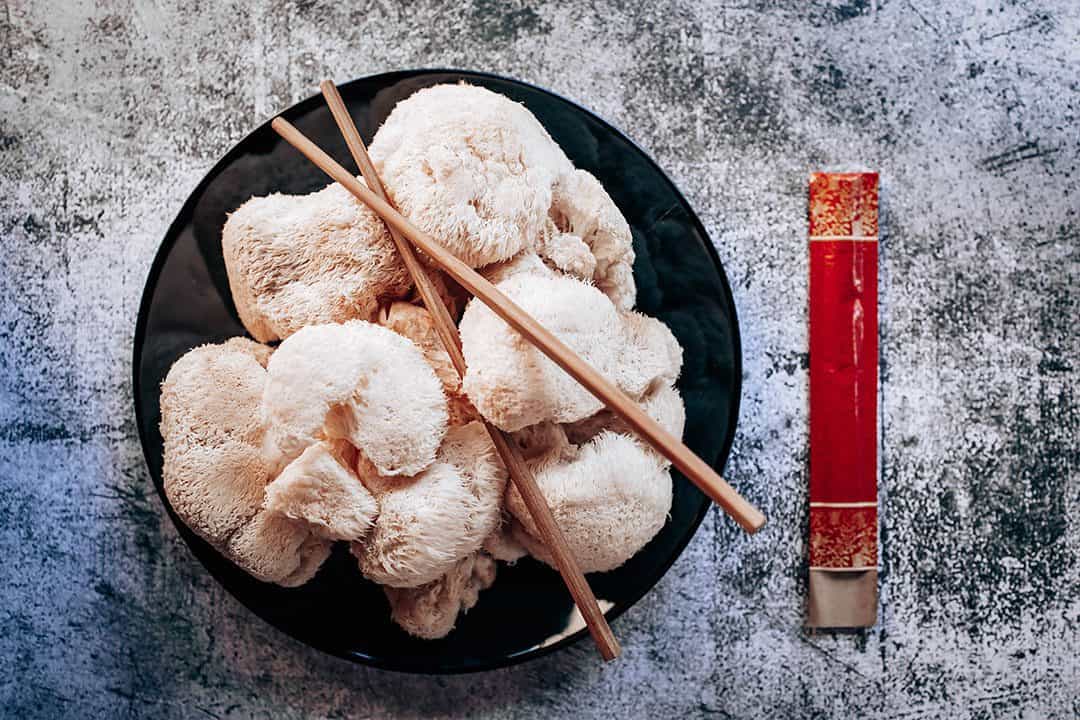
806 172 879 628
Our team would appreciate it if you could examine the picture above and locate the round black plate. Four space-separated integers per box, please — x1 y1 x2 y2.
133 69 742 673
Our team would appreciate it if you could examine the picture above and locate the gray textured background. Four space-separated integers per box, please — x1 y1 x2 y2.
2 0 1078 718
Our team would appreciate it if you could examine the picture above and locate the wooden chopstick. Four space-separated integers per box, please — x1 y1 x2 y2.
271 116 767 535
318 81 620 661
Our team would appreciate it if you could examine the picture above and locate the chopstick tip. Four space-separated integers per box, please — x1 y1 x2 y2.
744 509 767 534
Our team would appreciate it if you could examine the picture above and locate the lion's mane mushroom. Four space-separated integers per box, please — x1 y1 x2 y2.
160 338 273 545
222 180 412 343
160 339 377 587
263 440 379 542
368 83 565 268
369 84 635 309
542 168 636 310
459 272 682 432
506 428 674 574
383 552 497 639
352 422 508 588
497 382 686 574
262 320 448 475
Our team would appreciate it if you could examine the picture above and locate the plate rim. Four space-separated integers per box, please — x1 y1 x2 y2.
131 67 743 674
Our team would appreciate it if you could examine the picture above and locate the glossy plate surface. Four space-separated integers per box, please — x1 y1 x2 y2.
133 69 742 673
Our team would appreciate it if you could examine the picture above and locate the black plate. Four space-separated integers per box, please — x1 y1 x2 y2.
133 69 742 673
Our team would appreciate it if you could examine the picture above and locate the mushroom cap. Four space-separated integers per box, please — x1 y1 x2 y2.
369 83 570 268
353 422 508 588
262 321 448 476
222 180 412 342
160 338 274 546
383 552 497 639
506 431 673 573
263 440 379 542
543 169 636 310
459 272 683 431
370 83 636 310
160 338 338 587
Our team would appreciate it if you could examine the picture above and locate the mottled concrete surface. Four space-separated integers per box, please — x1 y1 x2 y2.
1 0 1078 717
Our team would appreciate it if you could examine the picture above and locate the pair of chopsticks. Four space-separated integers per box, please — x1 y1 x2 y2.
274 81 766 661
315 82 618 660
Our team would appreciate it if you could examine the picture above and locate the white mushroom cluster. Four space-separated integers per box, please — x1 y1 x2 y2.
222 181 412 343
160 338 380 587
459 270 681 431
367 83 637 310
160 83 686 640
262 320 448 475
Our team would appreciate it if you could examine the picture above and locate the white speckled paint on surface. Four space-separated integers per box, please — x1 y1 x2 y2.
1 1 1077 717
